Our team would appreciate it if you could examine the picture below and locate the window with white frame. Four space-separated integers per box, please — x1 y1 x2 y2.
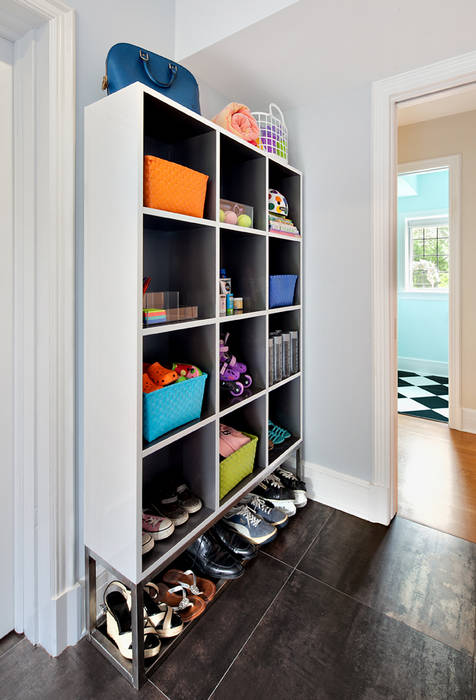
406 217 449 290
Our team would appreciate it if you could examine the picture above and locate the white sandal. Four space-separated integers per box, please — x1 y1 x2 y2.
104 581 161 660
144 582 184 638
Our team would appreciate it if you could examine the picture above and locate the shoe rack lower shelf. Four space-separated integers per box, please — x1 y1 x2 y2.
140 438 303 580
89 573 233 682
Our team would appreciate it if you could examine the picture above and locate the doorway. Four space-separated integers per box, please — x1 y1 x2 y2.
396 163 451 424
394 89 476 542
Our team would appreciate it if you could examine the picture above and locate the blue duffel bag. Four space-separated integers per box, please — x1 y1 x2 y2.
103 43 201 115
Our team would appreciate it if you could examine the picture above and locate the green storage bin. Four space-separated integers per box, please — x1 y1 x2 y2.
220 433 258 499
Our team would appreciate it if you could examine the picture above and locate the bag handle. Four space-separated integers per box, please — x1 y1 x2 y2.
269 102 287 129
140 49 177 88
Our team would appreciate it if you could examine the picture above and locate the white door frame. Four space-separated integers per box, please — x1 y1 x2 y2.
397 155 461 430
371 51 476 525
1 0 78 654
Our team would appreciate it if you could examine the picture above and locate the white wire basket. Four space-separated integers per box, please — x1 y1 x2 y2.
251 103 288 163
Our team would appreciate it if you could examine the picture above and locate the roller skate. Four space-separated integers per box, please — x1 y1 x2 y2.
220 360 244 397
220 333 252 389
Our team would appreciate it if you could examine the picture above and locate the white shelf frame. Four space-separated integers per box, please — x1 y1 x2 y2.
84 82 303 687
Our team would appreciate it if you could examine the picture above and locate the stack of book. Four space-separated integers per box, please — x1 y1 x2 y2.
269 213 300 237
268 329 299 385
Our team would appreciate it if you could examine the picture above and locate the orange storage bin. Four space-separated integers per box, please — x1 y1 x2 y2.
143 156 209 218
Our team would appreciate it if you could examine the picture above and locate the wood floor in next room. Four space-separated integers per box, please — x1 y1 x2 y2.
399 413 476 542
1 501 476 699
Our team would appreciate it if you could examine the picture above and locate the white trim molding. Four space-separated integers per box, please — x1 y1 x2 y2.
372 51 476 524
10 0 77 655
304 461 389 524
462 409 476 435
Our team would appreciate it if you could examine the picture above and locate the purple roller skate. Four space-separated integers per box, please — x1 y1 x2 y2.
220 360 244 397
220 333 253 389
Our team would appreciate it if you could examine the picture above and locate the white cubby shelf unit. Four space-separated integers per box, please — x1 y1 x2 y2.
84 83 303 687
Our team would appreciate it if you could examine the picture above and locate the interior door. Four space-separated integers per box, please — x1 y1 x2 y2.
0 35 15 639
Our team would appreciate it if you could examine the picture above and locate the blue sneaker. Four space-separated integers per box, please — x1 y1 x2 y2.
241 494 288 529
223 505 277 545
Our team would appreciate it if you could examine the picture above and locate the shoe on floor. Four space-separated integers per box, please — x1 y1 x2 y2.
185 532 244 580
142 510 175 540
275 466 307 508
176 483 202 514
211 521 258 561
251 475 296 516
223 505 277 545
142 532 155 554
156 493 189 526
241 493 288 528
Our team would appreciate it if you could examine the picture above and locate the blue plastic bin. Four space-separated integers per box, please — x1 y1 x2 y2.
143 373 208 442
269 275 298 308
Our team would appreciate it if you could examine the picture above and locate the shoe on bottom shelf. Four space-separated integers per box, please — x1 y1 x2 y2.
223 505 277 545
142 510 175 540
176 483 202 514
210 521 258 561
185 532 244 580
275 466 307 508
142 532 155 555
104 581 161 660
241 493 288 529
250 475 297 517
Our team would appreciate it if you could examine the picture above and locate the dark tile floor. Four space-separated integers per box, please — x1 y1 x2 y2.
1 501 475 699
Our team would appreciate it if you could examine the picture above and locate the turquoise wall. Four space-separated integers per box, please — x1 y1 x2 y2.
397 169 449 366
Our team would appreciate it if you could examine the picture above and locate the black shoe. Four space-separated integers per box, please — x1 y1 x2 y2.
211 521 258 561
185 532 244 580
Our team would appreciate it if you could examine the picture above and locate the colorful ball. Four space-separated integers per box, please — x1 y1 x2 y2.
224 211 238 225
268 189 289 217
219 209 225 222
237 214 252 228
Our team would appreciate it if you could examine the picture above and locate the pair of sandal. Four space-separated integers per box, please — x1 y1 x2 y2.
149 569 216 623
104 580 184 660
268 420 291 450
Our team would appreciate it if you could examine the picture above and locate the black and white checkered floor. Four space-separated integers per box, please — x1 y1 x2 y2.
398 370 448 423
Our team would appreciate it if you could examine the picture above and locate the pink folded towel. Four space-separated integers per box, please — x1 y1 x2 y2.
212 103 260 145
219 423 251 458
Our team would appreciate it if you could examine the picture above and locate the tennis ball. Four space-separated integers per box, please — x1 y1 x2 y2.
224 211 238 225
219 209 225 222
237 214 252 228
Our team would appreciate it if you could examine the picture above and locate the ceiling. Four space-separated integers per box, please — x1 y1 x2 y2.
0 0 43 41
398 83 476 126
183 0 476 112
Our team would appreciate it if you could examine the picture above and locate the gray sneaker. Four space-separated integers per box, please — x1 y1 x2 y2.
241 493 288 529
223 505 277 545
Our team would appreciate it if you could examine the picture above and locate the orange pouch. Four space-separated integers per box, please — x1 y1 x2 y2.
143 156 209 218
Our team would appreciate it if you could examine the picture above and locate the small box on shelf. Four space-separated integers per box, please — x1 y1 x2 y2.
219 198 254 228
143 291 198 326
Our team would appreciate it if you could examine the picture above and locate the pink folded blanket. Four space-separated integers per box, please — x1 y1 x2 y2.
212 103 260 145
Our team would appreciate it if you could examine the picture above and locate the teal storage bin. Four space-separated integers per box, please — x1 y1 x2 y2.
143 373 208 442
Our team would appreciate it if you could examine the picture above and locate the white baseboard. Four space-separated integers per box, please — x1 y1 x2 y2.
398 356 448 377
38 580 84 656
304 461 390 525
462 408 476 435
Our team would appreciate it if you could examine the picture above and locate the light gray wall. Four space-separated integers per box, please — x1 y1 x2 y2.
286 88 372 479
71 0 175 576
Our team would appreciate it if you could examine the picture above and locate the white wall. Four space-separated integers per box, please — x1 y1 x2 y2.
286 88 373 479
70 0 175 580
0 36 14 639
174 0 298 60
